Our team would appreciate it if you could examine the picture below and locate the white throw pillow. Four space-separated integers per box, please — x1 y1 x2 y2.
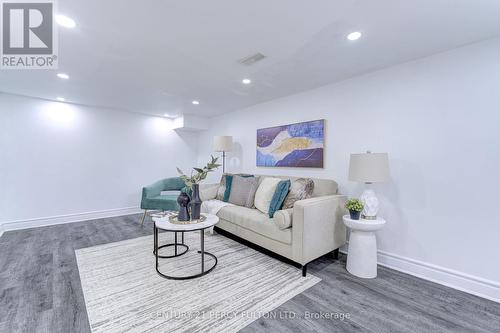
160 190 181 196
254 177 282 214
200 183 219 201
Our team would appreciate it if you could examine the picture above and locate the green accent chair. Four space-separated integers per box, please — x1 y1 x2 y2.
140 177 186 225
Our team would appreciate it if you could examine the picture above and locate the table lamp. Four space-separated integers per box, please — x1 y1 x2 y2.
213 136 233 173
348 152 390 219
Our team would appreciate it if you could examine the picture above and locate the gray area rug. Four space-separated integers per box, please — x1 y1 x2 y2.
76 231 320 332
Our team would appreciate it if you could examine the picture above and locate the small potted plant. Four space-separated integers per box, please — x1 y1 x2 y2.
345 198 364 220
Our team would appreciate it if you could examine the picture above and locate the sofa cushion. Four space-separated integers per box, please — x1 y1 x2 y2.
228 175 260 207
217 205 292 244
282 178 314 209
268 179 291 218
254 177 282 214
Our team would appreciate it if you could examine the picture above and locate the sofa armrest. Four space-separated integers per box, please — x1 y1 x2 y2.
291 195 347 265
199 183 219 201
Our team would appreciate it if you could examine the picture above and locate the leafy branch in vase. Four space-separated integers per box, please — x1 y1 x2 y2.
176 155 221 189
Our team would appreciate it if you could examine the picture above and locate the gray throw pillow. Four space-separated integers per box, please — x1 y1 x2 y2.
228 176 260 207
282 178 314 209
215 173 254 201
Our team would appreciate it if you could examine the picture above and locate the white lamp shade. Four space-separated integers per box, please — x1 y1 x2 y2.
213 136 233 152
348 153 390 183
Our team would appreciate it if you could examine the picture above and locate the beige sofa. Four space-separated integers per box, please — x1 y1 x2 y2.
203 175 347 276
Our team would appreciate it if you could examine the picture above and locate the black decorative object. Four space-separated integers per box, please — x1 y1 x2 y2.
349 210 361 220
190 184 202 220
177 192 191 221
176 156 220 221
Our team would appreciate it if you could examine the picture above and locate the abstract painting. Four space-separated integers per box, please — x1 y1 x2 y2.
256 119 324 168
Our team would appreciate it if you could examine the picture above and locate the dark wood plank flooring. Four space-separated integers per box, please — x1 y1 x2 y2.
0 214 499 332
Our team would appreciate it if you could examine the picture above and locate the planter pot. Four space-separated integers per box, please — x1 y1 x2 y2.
190 184 203 220
349 210 361 220
177 192 191 221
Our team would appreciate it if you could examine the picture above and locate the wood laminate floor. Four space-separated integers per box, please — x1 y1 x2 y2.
0 214 499 332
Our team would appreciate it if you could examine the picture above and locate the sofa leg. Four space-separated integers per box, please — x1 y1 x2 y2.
141 210 148 226
333 248 339 260
302 264 308 277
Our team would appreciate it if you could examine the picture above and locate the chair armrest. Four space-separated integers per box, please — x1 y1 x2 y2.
142 177 185 200
142 179 165 199
291 195 347 265
199 183 219 201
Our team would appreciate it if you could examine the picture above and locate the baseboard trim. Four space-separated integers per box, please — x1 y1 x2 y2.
2 214 499 304
0 207 143 233
340 246 500 303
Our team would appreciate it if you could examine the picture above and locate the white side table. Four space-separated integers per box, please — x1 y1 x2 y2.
343 215 386 278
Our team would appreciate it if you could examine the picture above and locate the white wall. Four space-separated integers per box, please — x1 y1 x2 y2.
198 38 500 300
0 94 198 227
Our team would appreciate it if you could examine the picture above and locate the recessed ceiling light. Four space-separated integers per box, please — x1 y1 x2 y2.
347 31 362 41
55 15 76 28
192 100 200 105
242 78 252 85
56 97 65 102
57 73 69 79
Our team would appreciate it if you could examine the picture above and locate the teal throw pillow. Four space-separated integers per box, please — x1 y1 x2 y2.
268 179 291 218
223 175 233 202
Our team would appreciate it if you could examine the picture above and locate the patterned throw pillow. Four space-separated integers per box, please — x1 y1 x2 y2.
215 174 229 201
282 178 314 209
227 176 260 207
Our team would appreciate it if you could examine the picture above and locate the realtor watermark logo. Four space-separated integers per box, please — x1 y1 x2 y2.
1 0 58 69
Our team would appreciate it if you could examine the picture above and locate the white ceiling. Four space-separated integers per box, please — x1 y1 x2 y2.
1 0 500 118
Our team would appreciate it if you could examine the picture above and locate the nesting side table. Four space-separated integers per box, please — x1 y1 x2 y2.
152 213 219 280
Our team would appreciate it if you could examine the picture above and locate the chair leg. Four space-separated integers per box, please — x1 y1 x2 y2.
141 210 148 226
333 248 339 260
302 263 308 277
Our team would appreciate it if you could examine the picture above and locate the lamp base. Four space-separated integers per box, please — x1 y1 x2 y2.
222 151 226 173
360 188 379 220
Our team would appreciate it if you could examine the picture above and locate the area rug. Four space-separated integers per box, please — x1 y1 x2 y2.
75 231 320 332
